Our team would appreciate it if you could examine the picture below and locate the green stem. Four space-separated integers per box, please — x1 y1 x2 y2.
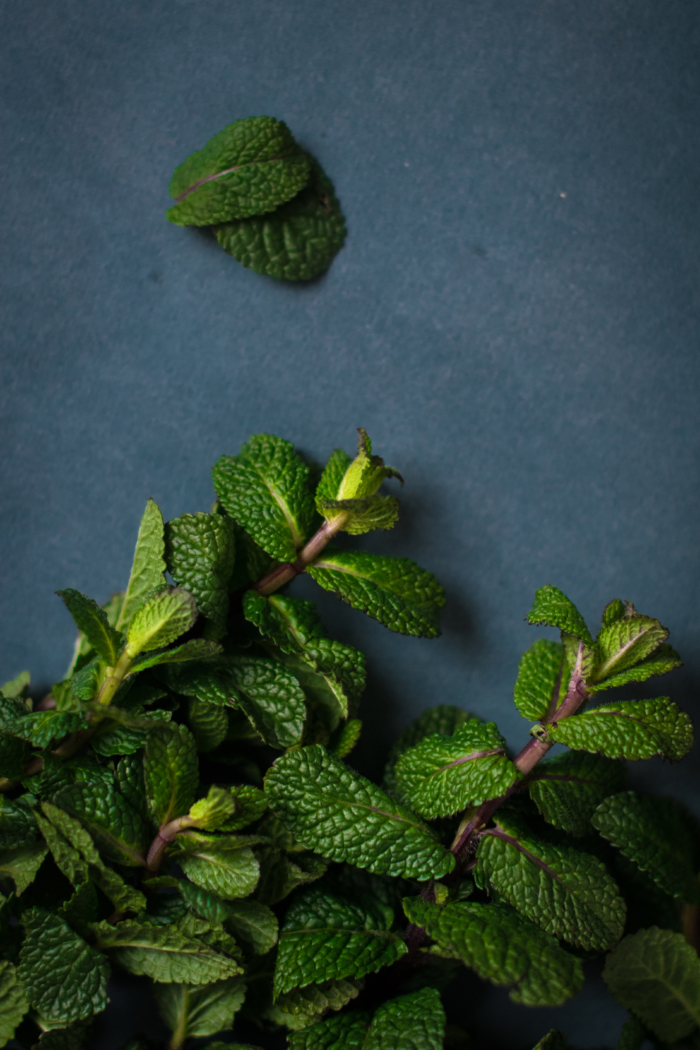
169 986 189 1050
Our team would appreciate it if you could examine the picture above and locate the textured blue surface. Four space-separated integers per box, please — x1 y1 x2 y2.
2 1 699 1045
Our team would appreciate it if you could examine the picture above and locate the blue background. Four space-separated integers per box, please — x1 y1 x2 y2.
1 1 699 1046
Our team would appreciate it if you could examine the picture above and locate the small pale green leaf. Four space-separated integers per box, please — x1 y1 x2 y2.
8 711 88 749
154 976 246 1038
144 723 199 826
274 885 407 997
57 590 124 666
308 549 445 638
20 908 109 1023
404 898 583 1007
178 833 260 900
315 449 353 512
265 744 454 880
0 959 29 1046
528 752 626 836
0 842 48 895
116 499 167 630
527 586 594 646
588 643 682 693
603 926 700 1041
91 919 243 983
592 614 669 684
546 697 694 761
165 512 236 638
513 640 567 722
127 588 198 656
53 783 149 867
188 785 236 831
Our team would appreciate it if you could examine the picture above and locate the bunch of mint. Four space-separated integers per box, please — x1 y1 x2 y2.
0 430 697 1050
167 117 346 281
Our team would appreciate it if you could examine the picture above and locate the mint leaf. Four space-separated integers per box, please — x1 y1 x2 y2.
0 960 28 1044
404 898 583 1007
29 1020 93 1050
393 720 519 819
475 812 625 950
187 698 229 753
546 697 693 761
288 1012 371 1049
615 1016 646 1050
0 732 29 781
315 450 353 513
0 796 38 849
331 719 362 759
383 706 479 799
212 434 316 562
187 786 237 831
527 586 594 646
603 927 700 1041
275 979 362 1030
167 117 310 226
144 723 199 826
226 655 307 749
532 1033 569 1050
154 976 246 1038
592 614 669 684
528 752 626 836
513 640 567 722
20 908 109 1023
58 882 100 939
274 885 407 997
126 588 198 656
217 785 268 832
160 660 239 708
116 499 167 631
0 842 48 895
588 643 682 693
255 845 327 907
265 744 454 880
177 833 260 900
91 919 243 983
364 988 445 1050
53 783 149 867
216 155 346 281
130 639 223 673
115 753 147 817
57 590 124 666
165 512 236 639
308 550 445 638
0 672 30 699
592 790 700 903
313 430 403 537
9 711 88 749
180 880 278 954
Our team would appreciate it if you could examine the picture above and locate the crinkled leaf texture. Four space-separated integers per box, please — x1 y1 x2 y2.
513 640 566 722
393 719 518 819
592 613 668 684
20 908 109 1024
527 585 594 646
404 898 583 1007
116 498 167 631
168 116 310 226
165 512 236 638
178 883 277 954
54 782 149 867
383 705 478 799
528 752 626 837
212 434 316 563
289 988 444 1050
57 589 123 666
144 723 199 826
177 833 261 900
274 885 407 997
475 813 626 951
0 960 29 1045
308 549 445 638
154 976 246 1038
603 926 700 1041
127 588 198 656
0 841 48 895
546 697 693 761
91 920 243 984
265 744 454 880
592 790 700 903
226 655 307 749
0 795 38 849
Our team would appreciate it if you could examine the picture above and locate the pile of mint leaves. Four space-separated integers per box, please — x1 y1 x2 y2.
0 430 698 1050
167 117 345 281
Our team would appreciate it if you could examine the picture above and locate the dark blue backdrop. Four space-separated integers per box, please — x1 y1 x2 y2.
2 2 699 1046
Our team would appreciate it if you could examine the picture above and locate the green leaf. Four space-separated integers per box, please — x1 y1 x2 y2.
126 588 198 656
91 919 243 983
265 744 454 880
588 643 682 693
255 846 327 907
58 882 100 939
513 640 567 722
315 449 353 512
313 430 403 537
115 753 147 817
404 898 583 1007
0 733 29 781
274 979 362 1029
165 512 236 639
366 988 445 1049
29 1020 92 1050
154 976 246 1038
308 550 445 638
187 698 229 752
528 752 626 836
8 711 88 749
0 796 38 850
614 1015 647 1050
394 720 518 819
226 655 307 749
116 499 167 631
224 900 278 955
532 1033 570 1050
603 927 700 1041
53 783 149 867
527 585 593 645
57 590 124 666
167 116 310 226
0 671 30 699
545 697 694 761
0 959 28 1046
592 790 700 903
592 613 669 684
144 723 199 826
217 785 268 832
187 785 237 831
0 842 47 895
288 1011 371 1050
20 908 109 1024
475 812 626 950
216 154 346 281
177 833 260 900
130 639 223 673
274 885 407 997
213 434 317 562
160 659 238 708
383 706 479 799
331 719 362 759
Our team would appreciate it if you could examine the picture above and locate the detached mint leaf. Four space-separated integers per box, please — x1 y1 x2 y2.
167 117 310 227
513 640 567 722
273 885 407 997
592 791 700 903
603 927 700 1041
177 833 260 900
154 976 246 1038
308 549 445 638
165 512 236 639
0 842 48 895
265 744 454 880
116 499 167 631
20 908 109 1023
57 590 124 666
592 613 669 684
91 919 243 984
0 959 28 1045
528 752 626 836
144 723 199 826
546 697 693 761
216 155 346 281
126 588 198 656
475 812 625 951
394 720 519 819
527 586 594 647
53 783 149 867
404 898 583 1007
